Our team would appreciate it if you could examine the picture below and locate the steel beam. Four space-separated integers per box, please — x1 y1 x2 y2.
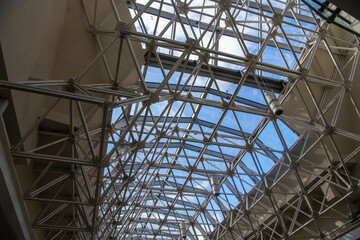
128 2 306 52
146 52 285 93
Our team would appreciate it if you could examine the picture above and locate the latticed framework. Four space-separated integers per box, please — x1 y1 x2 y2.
2 0 360 239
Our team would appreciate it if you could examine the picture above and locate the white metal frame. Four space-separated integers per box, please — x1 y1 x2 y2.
1 0 360 239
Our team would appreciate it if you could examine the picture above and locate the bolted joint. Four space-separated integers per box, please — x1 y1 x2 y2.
219 0 232 10
106 123 112 131
287 0 296 9
146 160 155 167
245 143 253 152
148 92 160 104
89 25 99 34
198 206 206 213
67 78 76 92
343 80 352 90
112 81 119 90
187 165 196 171
173 125 180 134
226 168 234 177
199 51 209 62
122 173 129 181
312 211 318 219
188 220 195 227
115 22 131 37
299 67 309 79
69 134 75 143
317 28 327 39
264 187 272 196
176 2 190 14
243 209 250 216
271 13 283 26
173 91 181 98
322 125 334 136
137 140 146 149
128 175 136 182
246 53 257 69
155 130 165 139
222 101 229 108
131 140 139 147
327 163 335 172
186 38 199 49
289 161 299 170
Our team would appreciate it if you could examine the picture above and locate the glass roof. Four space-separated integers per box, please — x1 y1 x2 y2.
6 0 360 239
100 0 318 239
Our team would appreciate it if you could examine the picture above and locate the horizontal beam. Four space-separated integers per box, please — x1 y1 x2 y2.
120 162 226 175
24 196 94 206
245 0 315 23
146 52 285 93
12 152 106 167
117 115 278 162
129 2 305 52
32 224 90 232
116 178 211 194
146 82 268 110
0 80 106 105
117 142 259 181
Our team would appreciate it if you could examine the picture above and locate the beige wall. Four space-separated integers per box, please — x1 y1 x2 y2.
1 1 69 239
0 0 69 150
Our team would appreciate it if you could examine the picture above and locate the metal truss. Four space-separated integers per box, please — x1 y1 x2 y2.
2 0 360 239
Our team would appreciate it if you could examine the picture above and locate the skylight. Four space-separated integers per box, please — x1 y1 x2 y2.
100 0 318 239
4 0 360 239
